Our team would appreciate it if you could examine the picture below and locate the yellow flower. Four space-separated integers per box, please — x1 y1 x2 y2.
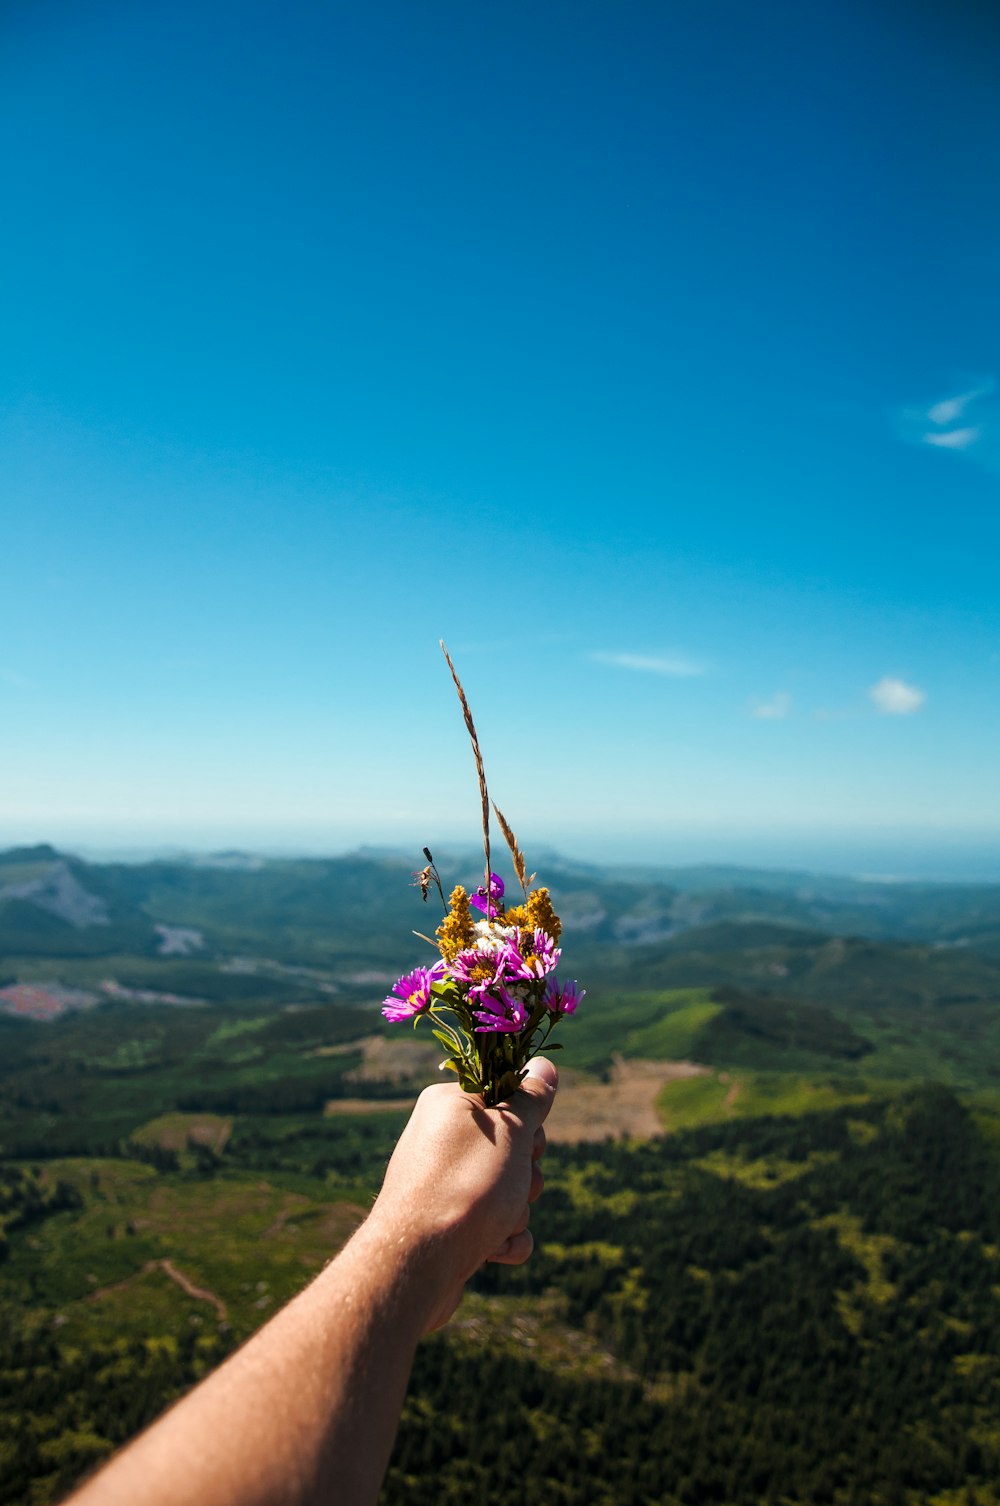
526 887 561 943
436 885 476 960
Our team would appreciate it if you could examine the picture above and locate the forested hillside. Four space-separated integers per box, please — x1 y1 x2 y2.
388 1090 1000 1506
2 846 1000 1504
3 1091 999 1505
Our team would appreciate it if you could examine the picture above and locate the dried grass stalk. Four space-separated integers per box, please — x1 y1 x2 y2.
493 801 528 894
440 641 491 892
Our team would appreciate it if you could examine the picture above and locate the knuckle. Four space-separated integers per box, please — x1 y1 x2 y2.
514 1231 535 1263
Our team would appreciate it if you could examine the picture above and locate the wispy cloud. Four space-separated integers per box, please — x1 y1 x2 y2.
589 650 706 678
0 667 29 688
892 375 1000 472
869 676 926 715
923 426 979 450
751 691 791 720
926 384 991 424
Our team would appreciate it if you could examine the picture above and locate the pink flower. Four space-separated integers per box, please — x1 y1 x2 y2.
449 944 529 1032
473 987 530 1034
505 928 561 981
382 966 438 1023
543 977 584 1017
449 947 511 999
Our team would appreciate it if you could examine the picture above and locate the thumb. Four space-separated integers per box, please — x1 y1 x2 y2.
507 1055 558 1130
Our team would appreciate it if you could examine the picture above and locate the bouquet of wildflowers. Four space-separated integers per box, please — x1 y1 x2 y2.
381 645 583 1108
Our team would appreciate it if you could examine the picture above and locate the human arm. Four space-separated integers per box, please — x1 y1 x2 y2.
66 1056 558 1506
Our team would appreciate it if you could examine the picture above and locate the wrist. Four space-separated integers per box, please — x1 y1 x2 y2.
328 1207 455 1340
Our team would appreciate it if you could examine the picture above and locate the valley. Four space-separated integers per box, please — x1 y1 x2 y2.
2 844 1000 1505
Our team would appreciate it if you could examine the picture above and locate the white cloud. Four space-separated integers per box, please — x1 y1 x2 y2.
751 691 791 720
589 651 706 678
923 426 979 450
869 676 926 715
927 381 992 424
891 375 1000 472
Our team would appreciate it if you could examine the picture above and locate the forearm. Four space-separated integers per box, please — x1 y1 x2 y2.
69 1217 438 1506
66 1065 557 1506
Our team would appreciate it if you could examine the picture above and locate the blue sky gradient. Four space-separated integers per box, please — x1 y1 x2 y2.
2 0 1000 875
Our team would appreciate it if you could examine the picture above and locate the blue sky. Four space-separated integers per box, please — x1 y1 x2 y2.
2 0 1000 876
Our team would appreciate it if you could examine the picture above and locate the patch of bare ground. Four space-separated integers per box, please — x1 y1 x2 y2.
319 1033 444 1111
188 1119 232 1153
132 1112 232 1154
323 1096 415 1116
326 1055 711 1135
546 1057 712 1143
336 1033 442 1084
449 1293 702 1404
450 1293 637 1383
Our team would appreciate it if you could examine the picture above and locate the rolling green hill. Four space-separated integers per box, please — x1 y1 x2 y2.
578 921 1000 1016
6 843 1000 971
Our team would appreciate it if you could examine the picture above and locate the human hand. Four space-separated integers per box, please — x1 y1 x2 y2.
365 1056 558 1332
63 1066 554 1506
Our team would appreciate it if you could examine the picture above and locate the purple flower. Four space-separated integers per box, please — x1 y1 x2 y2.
543 976 585 1017
470 872 505 918
449 942 530 1032
505 928 561 981
382 966 438 1023
473 987 530 1034
449 947 510 1000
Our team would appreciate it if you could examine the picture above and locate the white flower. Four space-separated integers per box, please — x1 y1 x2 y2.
473 920 516 953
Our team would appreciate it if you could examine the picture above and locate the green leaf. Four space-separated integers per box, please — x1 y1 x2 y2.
431 1028 459 1057
494 1068 522 1103
457 1062 482 1093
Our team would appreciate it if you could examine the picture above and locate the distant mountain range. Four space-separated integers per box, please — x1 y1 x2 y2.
4 842 1000 956
3 843 1000 1022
